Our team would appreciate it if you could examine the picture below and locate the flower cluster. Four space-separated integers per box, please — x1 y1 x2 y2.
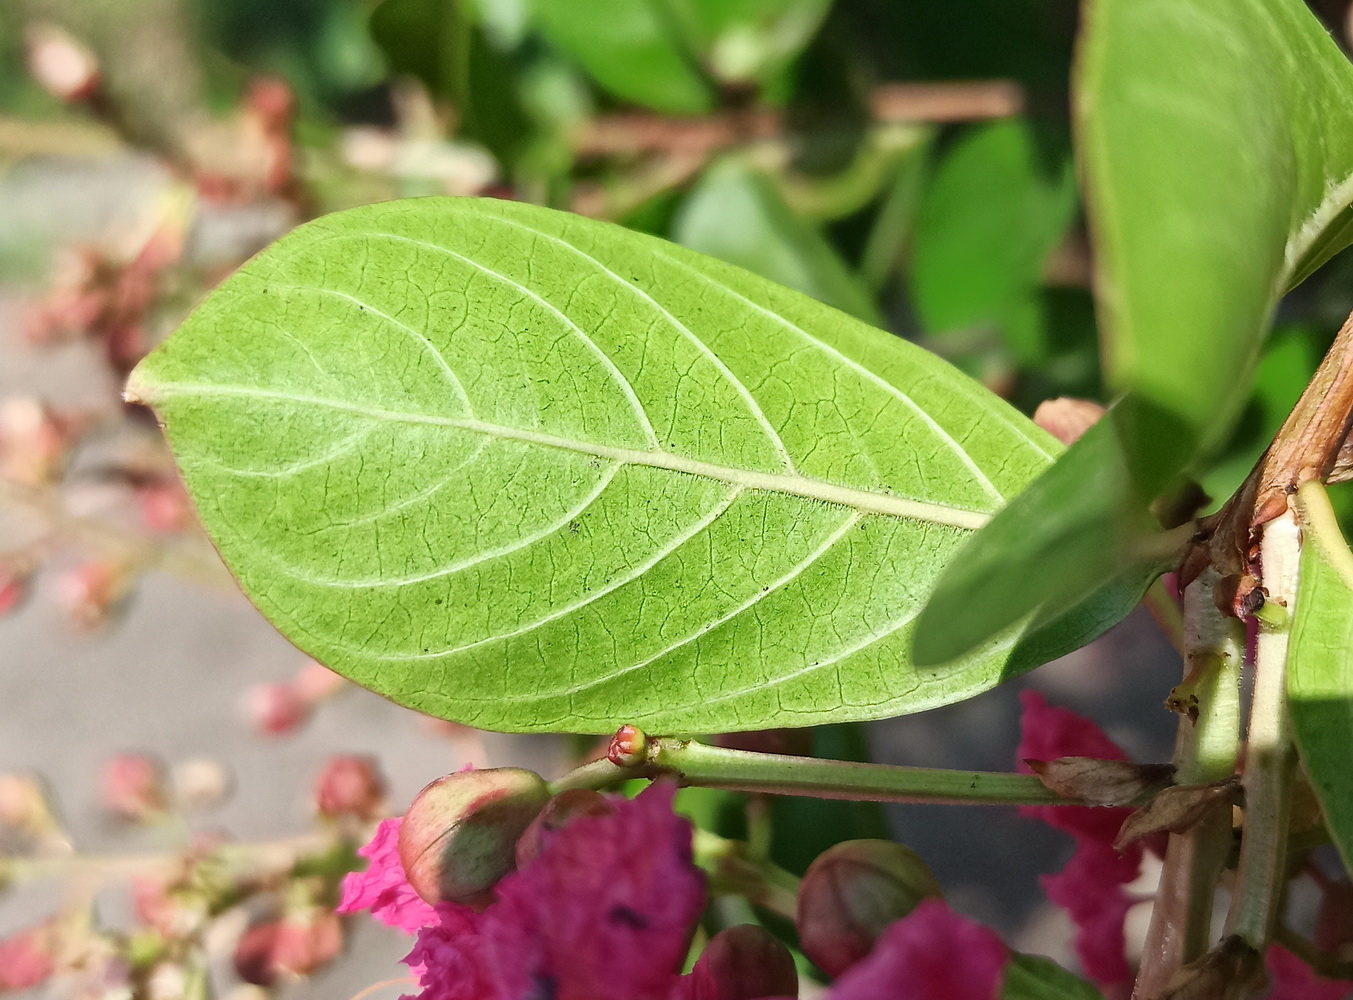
341 779 1017 1000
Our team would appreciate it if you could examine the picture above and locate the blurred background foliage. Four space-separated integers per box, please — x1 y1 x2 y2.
4 0 1353 952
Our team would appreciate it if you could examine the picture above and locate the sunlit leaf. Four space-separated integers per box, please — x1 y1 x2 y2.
1290 481 1353 877
127 198 1092 734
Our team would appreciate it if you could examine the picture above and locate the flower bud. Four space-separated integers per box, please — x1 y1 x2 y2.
245 682 309 736
0 560 31 617
0 923 55 991
0 398 69 486
515 788 617 867
56 561 131 629
233 910 341 986
687 924 798 1000
170 758 232 813
398 768 551 906
23 24 100 103
313 755 386 821
0 773 59 838
797 839 943 977
100 753 167 823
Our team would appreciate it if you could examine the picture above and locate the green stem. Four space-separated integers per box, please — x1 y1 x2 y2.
694 828 800 921
1134 568 1243 1000
646 738 1077 806
1226 511 1301 949
546 757 644 795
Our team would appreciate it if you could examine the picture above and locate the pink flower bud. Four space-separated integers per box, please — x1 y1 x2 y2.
0 924 54 991
245 682 310 737
314 755 386 821
291 660 345 704
0 561 31 618
23 24 99 103
398 768 551 907
515 788 618 867
134 479 192 534
233 911 342 986
684 925 798 1000
56 561 131 629
99 753 166 822
607 724 648 766
0 774 59 837
797 839 944 977
0 398 69 486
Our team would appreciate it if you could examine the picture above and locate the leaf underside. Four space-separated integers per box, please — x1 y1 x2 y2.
130 197 1079 734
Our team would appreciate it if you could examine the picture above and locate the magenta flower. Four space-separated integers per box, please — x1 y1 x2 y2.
338 817 439 933
1264 945 1353 1000
1017 690 1143 988
821 899 1008 1000
398 780 705 1000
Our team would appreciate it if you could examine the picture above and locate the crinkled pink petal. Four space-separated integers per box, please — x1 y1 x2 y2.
825 899 1008 1000
1017 690 1134 845
339 817 439 933
1040 840 1139 987
406 781 706 1000
1264 945 1353 1000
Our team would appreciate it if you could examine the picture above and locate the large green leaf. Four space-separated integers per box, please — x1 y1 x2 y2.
910 119 1076 341
913 0 1353 665
1290 481 1353 876
672 158 883 325
127 197 1083 734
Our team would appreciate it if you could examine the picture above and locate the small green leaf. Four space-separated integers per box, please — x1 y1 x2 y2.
668 0 832 86
1290 481 1353 876
128 197 1093 734
673 158 883 325
910 119 1076 340
1003 954 1103 1000
531 0 714 114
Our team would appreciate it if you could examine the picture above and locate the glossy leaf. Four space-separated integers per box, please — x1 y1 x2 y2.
910 119 1076 340
913 0 1353 665
128 197 1083 734
531 0 714 114
1290 481 1353 876
673 158 883 325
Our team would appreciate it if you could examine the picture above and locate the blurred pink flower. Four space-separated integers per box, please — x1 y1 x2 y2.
1017 690 1142 988
821 899 1007 1000
0 925 54 991
338 817 439 934
1264 945 1353 1000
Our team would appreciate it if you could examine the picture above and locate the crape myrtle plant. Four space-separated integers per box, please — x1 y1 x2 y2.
20 0 1353 997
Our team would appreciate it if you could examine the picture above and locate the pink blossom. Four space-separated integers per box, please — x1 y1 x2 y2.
405 781 705 1000
338 817 439 933
1017 690 1142 988
1264 945 1353 1000
0 925 53 990
823 899 1008 1000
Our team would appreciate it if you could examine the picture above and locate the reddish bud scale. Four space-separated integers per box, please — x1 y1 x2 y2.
608 724 648 766
314 755 386 821
100 752 166 822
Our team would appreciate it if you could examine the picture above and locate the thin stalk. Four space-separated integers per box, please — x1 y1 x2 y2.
550 737 1091 806
1134 569 1243 1000
646 738 1078 806
1226 512 1301 949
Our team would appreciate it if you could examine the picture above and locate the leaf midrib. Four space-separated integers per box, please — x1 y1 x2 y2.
129 379 994 531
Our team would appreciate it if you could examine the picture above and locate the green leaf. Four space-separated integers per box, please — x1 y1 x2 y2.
673 158 883 325
531 0 715 114
1290 481 1353 876
1082 0 1353 449
914 0 1353 665
1003 954 1103 1000
910 119 1076 339
127 197 1091 734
